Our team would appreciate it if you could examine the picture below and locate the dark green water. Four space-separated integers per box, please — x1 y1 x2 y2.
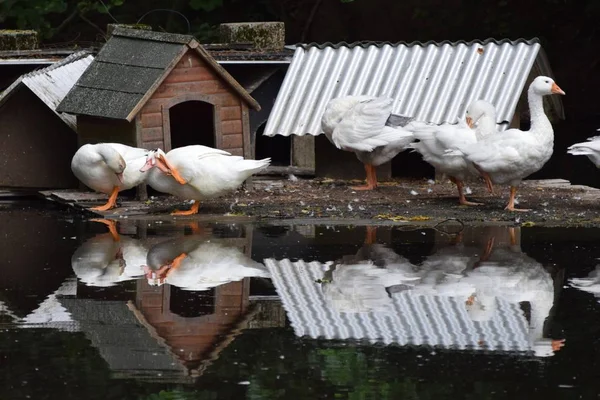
2 206 600 399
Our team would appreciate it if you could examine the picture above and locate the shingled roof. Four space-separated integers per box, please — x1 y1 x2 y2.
57 28 260 121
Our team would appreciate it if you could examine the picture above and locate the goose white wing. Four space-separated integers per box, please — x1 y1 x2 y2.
331 97 398 152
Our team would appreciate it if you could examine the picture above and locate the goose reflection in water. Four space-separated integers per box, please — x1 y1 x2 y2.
143 235 269 290
320 226 565 356
71 219 148 287
322 226 421 313
569 265 600 297
454 227 565 356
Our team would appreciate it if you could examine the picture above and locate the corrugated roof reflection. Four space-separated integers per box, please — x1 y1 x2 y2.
264 39 564 137
0 51 93 130
265 258 532 352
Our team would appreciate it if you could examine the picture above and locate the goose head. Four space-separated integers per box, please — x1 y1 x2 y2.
97 144 126 184
530 76 565 96
140 148 187 184
465 100 496 129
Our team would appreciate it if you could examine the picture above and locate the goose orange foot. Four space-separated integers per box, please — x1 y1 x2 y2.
90 186 119 211
171 201 200 216
351 164 377 191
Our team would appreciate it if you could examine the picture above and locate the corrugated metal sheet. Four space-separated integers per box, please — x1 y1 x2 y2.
264 39 564 137
265 258 536 353
0 51 93 131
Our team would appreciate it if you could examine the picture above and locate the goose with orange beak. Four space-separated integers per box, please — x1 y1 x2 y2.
445 76 565 211
71 143 156 211
407 100 498 205
140 145 270 216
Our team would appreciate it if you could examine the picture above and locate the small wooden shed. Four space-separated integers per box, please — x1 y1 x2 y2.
57 28 261 158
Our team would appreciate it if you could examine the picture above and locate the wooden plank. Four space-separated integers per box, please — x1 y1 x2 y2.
212 94 241 107
222 120 242 135
142 98 170 114
222 134 243 149
141 112 163 128
153 81 227 99
220 106 242 121
255 165 315 177
175 53 205 68
228 147 243 156
163 67 218 84
241 103 252 159
142 140 165 150
141 127 163 141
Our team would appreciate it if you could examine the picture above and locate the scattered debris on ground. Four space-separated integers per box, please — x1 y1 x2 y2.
36 177 600 227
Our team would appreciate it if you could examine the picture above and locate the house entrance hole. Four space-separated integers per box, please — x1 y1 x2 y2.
255 123 291 166
169 101 215 149
170 286 215 318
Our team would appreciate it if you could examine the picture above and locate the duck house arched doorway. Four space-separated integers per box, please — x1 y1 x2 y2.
163 95 217 151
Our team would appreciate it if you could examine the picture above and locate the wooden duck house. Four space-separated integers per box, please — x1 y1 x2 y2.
57 28 261 158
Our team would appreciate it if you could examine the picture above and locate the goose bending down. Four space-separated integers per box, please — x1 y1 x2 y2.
71 219 148 287
141 146 270 215
71 143 160 211
143 235 269 289
445 76 565 211
567 135 600 167
321 96 415 190
407 100 498 205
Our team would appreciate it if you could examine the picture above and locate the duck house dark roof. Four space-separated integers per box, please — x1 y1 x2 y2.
56 28 261 121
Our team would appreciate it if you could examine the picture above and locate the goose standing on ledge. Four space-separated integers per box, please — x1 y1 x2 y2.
445 76 565 211
407 100 498 205
141 146 270 216
321 96 415 190
71 143 163 211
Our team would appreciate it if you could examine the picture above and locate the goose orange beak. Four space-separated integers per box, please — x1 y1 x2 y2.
466 116 474 129
551 82 565 95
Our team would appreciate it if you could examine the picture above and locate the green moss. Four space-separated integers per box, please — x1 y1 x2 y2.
0 30 38 51
106 23 152 37
219 22 284 50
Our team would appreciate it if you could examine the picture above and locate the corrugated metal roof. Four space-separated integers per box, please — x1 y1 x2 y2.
264 38 564 137
0 51 93 131
265 258 545 354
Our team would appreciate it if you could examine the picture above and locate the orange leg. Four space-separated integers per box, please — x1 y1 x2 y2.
473 236 495 269
551 339 566 352
508 227 517 246
505 186 530 212
473 164 495 194
351 164 377 191
171 201 201 216
91 186 120 212
450 176 482 206
187 220 203 234
364 226 377 245
90 218 120 242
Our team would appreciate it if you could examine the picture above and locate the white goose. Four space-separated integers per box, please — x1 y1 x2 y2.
143 235 269 290
141 146 270 215
567 134 600 167
71 219 148 287
407 100 498 205
71 143 157 211
445 76 565 211
322 240 421 313
321 96 415 190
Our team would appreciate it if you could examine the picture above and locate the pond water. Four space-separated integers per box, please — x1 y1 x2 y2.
2 206 600 399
